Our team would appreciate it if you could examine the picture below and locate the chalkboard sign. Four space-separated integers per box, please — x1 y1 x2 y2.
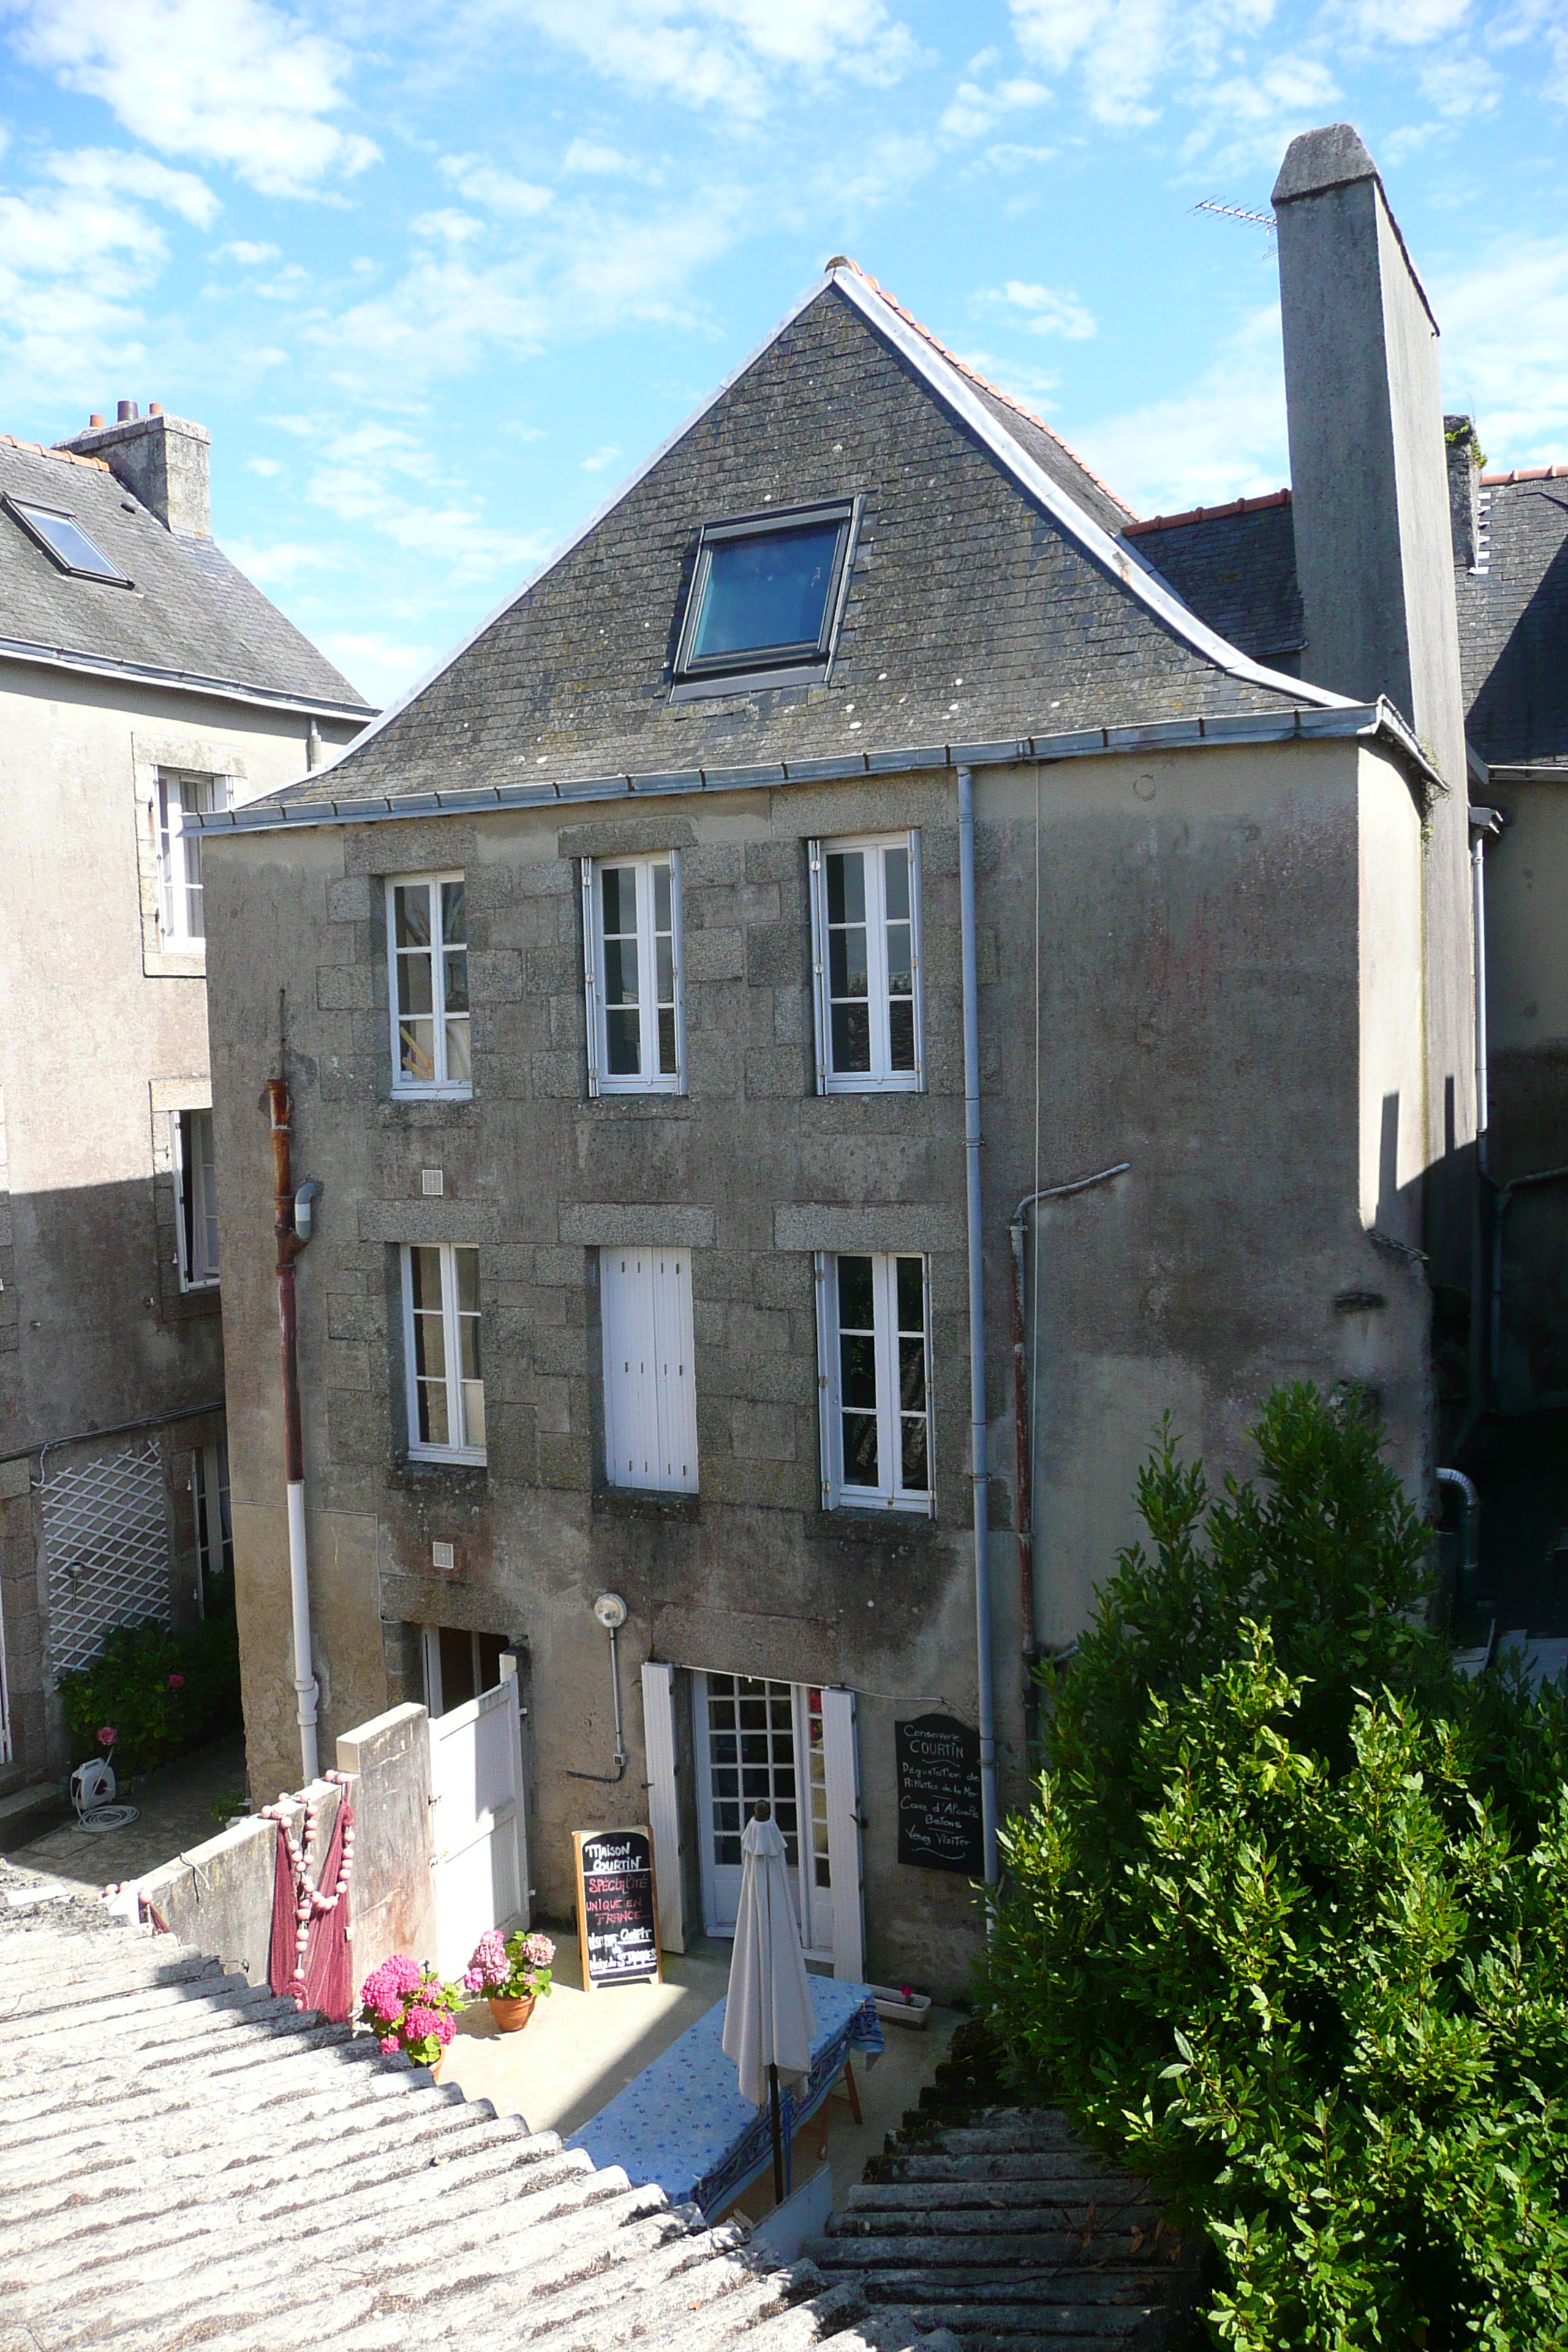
573 1827 662 1989
896 1714 984 1874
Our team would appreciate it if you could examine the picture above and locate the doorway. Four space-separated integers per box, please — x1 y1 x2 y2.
421 1624 510 1716
693 1672 834 1962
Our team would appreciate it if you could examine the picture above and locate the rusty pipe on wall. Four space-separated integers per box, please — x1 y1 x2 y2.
267 1071 318 1785
1009 1163 1131 1754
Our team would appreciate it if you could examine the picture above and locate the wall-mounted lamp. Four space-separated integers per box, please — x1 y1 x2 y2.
568 1591 630 1786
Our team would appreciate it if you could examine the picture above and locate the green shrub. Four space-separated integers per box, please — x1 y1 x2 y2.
57 1612 241 1775
986 1385 1568 2349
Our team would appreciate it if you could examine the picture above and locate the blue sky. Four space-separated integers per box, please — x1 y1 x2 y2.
2 0 1565 708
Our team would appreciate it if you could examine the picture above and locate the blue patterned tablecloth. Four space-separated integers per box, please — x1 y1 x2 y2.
565 1976 884 2217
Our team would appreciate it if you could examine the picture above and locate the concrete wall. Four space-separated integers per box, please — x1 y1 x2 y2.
204 731 1433 1999
0 660 360 1782
133 1697 435 1996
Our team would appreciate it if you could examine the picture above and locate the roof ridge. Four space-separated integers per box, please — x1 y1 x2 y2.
0 433 111 472
1482 464 1568 486
1124 488 1292 536
826 255 1137 521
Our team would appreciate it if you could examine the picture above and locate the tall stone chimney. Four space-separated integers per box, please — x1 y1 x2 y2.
1273 123 1474 1211
54 406 211 538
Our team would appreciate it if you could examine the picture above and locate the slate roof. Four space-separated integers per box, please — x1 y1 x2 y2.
260 267 1332 818
0 434 370 716
1123 494 1304 671
0 1866 953 2352
1458 473 1568 769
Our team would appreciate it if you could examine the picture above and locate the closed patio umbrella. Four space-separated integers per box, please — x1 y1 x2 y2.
722 1802 817 2202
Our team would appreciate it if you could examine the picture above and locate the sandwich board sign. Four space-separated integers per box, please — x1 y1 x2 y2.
573 1827 662 1989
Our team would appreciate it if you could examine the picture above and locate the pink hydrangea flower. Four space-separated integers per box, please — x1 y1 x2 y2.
521 1934 556 1968
467 1928 508 1988
404 2005 440 2043
167 1673 185 1689
461 1967 484 1995
97 1725 116 1748
379 2033 399 2055
432 2011 456 2046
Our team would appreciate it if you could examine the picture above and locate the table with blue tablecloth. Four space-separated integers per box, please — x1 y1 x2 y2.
565 1977 884 2217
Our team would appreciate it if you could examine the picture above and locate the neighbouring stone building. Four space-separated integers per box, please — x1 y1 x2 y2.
200 126 1476 1996
0 404 369 1795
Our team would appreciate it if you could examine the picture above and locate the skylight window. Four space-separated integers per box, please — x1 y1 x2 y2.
673 500 858 697
6 497 131 585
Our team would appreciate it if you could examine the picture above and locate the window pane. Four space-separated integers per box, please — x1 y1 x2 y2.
394 885 431 950
883 846 909 923
657 1007 677 1076
184 829 205 941
442 949 468 1014
440 879 466 946
843 1409 879 1486
600 866 635 936
885 921 912 999
828 924 868 1001
398 950 434 1017
603 935 638 1006
606 1007 641 1075
399 1018 436 1083
462 1383 486 1448
840 1332 877 1409
690 521 840 662
889 1000 916 1071
412 1314 445 1380
655 936 674 1003
896 1256 924 1333
899 1333 927 1414
832 1001 871 1072
445 1018 471 1083
455 1247 480 1315
418 1378 450 1447
18 505 123 578
900 1414 929 1491
653 862 672 931
410 1245 442 1311
837 1255 875 1333
826 851 864 927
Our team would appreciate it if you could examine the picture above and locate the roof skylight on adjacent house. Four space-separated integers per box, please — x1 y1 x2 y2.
672 500 858 697
6 497 132 585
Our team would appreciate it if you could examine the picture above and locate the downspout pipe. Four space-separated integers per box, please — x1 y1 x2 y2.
1435 1466 1482 1613
267 1071 318 1786
957 766 998 1891
1009 1163 1131 1751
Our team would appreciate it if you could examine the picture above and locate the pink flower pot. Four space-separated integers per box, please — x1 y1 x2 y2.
489 1994 536 2032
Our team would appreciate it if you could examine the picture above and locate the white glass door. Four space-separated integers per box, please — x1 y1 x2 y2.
695 1671 834 1961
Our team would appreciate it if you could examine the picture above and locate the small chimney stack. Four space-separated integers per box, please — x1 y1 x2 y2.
1445 414 1482 571
55 406 211 538
88 412 104 429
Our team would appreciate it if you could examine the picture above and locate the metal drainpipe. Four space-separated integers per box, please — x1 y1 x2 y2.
1009 1163 1131 1751
1471 830 1490 1173
957 766 998 1891
267 1073 319 1785
1435 1466 1482 1612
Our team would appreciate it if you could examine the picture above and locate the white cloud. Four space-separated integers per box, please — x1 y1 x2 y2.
980 278 1097 339
1177 53 1342 171
46 143 218 224
939 71 1052 140
1417 50 1501 114
484 0 921 118
440 154 554 216
1008 0 1275 129
1438 233 1568 461
217 238 281 265
580 441 622 470
1068 304 1288 516
244 454 284 477
318 632 442 705
563 136 663 180
10 0 380 197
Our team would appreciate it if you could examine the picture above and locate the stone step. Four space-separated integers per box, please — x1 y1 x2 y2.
840 2184 1159 2220
827 2203 1161 2238
812 2235 1170 2272
873 2155 1132 2187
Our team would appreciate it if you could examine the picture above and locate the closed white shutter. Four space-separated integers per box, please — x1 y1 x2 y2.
651 1251 697 1490
603 1248 697 1494
821 1686 865 1983
641 1661 685 1953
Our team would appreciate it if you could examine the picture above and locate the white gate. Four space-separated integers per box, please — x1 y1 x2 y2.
428 1656 528 1977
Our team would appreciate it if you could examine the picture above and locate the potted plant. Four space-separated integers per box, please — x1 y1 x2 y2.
464 1926 556 2030
358 1953 467 2067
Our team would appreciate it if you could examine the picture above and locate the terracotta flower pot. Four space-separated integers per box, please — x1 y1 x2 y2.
489 1993 536 2032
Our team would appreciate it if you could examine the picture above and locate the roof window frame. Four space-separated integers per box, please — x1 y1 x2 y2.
671 495 861 701
4 494 133 587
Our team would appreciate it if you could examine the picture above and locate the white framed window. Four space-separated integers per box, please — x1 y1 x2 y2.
387 874 470 1095
157 769 230 946
809 832 922 1092
192 1439 232 1614
815 1251 932 1513
581 853 685 1095
173 1108 219 1289
600 1246 697 1493
401 1243 486 1463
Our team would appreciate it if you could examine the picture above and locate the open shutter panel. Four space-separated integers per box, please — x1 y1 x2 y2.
651 1251 698 1492
170 1111 191 1286
814 1251 834 1509
641 1661 686 1953
807 839 829 1094
821 1685 865 1982
581 859 600 1098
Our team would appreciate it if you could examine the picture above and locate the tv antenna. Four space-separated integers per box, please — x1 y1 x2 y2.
1194 198 1275 240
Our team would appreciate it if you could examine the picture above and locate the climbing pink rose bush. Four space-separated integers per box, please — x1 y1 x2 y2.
463 1926 556 2002
358 1953 466 2066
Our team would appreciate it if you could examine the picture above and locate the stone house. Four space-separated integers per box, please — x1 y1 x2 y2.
0 404 369 1795
199 125 1474 1994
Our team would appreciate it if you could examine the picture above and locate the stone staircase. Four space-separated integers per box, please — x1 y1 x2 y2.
0 1866 953 2352
806 2110 1202 2351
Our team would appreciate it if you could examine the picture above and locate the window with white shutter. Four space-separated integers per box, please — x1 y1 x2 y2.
173 1108 219 1289
601 1248 698 1493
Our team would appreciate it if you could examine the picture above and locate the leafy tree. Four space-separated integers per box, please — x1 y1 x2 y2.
987 1386 1568 2349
